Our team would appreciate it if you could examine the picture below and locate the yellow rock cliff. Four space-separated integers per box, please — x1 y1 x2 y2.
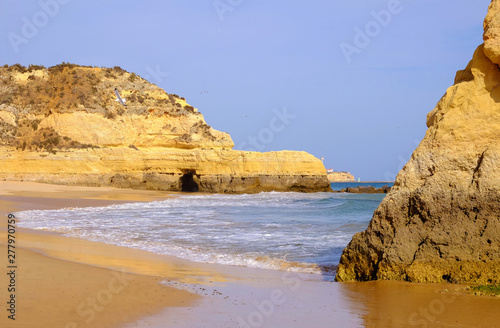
336 1 500 284
0 63 330 193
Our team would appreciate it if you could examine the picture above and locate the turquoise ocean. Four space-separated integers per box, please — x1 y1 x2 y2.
16 182 393 279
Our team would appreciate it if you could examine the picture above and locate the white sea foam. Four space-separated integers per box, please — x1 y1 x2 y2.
15 192 384 274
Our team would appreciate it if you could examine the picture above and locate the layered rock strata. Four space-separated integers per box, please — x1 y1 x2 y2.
327 171 355 182
336 2 500 284
0 64 330 193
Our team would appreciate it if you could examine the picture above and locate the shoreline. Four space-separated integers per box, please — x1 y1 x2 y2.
1 181 499 327
0 181 214 328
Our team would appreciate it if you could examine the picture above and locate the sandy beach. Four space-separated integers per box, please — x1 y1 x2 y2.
0 182 214 328
1 182 499 328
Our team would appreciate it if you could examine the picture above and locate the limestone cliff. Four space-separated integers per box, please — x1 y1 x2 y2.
336 2 500 284
0 63 330 193
327 171 355 183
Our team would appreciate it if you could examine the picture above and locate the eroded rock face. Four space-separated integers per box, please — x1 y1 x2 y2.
0 64 233 150
484 0 500 65
0 148 330 193
0 64 330 193
327 171 355 182
336 4 500 284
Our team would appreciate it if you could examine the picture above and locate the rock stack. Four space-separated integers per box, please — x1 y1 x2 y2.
336 1 500 284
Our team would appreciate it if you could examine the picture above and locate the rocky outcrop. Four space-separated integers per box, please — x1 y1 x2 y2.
0 148 328 193
327 171 355 182
0 64 331 193
336 1 500 284
336 185 391 194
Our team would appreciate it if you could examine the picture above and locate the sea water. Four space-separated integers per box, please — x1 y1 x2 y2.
15 183 392 277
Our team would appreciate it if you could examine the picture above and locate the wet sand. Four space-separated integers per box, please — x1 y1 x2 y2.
0 182 209 328
0 181 498 328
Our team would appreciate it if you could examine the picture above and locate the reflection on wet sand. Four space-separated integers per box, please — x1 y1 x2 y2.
340 280 500 328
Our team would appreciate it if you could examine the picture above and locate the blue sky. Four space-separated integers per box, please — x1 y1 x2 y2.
0 0 492 180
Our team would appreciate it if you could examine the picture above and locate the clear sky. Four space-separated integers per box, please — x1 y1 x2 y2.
0 0 492 181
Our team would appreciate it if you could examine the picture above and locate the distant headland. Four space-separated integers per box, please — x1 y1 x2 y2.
326 169 354 182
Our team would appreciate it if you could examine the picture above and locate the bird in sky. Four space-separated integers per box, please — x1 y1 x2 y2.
114 88 127 106
200 91 209 94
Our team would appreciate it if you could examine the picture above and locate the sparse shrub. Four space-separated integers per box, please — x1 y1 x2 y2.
113 66 127 75
27 64 45 72
77 93 86 104
105 111 116 119
8 64 27 73
0 95 13 105
470 285 500 296
128 73 137 82
48 62 78 74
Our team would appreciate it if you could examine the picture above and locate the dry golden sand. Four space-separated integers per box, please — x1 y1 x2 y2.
0 182 222 328
0 245 197 328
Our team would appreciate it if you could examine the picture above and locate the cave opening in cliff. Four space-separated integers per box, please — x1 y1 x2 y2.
181 171 199 192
